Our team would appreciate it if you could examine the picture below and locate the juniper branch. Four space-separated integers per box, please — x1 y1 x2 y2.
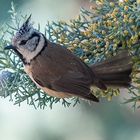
0 0 140 109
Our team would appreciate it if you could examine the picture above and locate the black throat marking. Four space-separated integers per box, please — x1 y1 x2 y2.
13 48 27 64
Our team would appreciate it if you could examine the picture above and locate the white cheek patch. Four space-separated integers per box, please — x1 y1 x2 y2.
18 34 45 63
27 37 38 52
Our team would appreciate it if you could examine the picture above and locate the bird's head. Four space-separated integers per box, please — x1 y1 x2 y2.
5 15 46 64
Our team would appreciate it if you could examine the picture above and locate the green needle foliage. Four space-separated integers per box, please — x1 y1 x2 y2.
0 0 140 109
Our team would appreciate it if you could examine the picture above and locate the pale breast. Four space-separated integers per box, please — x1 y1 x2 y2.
24 65 72 98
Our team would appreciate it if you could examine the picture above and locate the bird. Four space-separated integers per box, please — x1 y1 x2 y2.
4 15 133 102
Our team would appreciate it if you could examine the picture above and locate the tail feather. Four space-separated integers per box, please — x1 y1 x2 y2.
90 51 133 88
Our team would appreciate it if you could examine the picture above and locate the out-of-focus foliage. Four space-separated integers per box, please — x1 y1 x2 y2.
0 0 29 22
0 0 140 109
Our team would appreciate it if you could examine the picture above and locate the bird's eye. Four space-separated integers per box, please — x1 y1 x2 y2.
19 40 27 45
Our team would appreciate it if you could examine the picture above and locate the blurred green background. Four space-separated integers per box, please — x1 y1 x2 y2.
0 0 140 140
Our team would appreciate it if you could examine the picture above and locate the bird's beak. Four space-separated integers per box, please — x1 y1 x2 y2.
4 45 14 50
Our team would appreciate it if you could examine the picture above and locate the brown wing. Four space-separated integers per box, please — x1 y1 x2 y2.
51 72 99 101
30 41 100 101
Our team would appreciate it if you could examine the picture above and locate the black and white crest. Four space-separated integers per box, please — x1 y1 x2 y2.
18 14 32 35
